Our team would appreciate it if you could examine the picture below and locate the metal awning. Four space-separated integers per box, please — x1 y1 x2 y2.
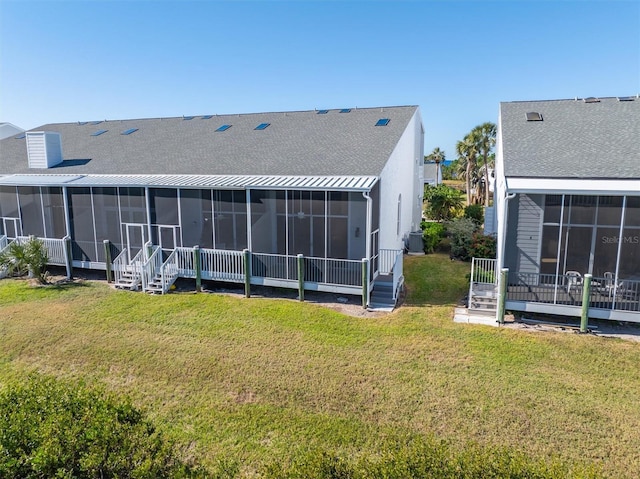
0 174 379 191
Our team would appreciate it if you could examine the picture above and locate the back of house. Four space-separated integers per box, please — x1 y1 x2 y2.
0 106 424 307
492 96 640 322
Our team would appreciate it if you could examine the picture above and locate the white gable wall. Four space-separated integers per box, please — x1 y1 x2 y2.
378 108 424 250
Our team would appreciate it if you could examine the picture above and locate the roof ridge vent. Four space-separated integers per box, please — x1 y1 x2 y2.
26 131 63 169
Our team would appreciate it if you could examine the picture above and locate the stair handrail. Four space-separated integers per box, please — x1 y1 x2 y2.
391 250 404 301
0 235 9 279
160 249 180 294
112 248 129 286
141 244 162 292
128 248 147 289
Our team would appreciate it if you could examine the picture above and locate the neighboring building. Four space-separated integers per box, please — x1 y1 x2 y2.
0 106 424 308
480 96 640 322
0 123 24 140
423 162 442 186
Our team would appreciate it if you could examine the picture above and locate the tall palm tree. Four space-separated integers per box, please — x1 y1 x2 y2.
471 122 496 206
425 147 446 186
455 135 477 205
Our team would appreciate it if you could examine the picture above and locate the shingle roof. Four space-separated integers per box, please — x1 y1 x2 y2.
0 106 418 177
500 97 640 179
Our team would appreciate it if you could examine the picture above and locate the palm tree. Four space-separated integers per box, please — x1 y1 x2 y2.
455 135 477 205
425 147 446 186
470 122 496 206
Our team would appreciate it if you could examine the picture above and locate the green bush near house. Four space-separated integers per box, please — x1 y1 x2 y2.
464 204 484 225
421 221 445 254
469 232 497 259
446 217 477 260
0 237 49 283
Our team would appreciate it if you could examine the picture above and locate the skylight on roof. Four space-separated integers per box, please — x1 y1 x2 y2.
583 97 600 103
254 123 270 130
78 121 88 125
14 133 26 139
90 120 103 125
317 110 329 114
121 128 138 135
375 118 390 126
215 124 232 132
339 109 351 113
91 129 108 136
618 96 635 102
183 116 194 120
525 112 543 121
202 115 213 119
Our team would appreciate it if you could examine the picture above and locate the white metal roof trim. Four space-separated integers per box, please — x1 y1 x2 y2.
0 174 378 190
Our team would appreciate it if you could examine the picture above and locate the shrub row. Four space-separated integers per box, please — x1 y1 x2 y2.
263 436 601 479
0 374 203 478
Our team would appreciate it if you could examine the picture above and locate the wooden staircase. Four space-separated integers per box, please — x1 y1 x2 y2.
114 263 142 290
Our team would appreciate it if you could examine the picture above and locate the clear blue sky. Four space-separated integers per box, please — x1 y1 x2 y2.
1 0 639 160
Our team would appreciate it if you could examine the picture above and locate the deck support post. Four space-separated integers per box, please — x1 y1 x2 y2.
361 258 369 309
497 268 509 325
580 274 592 333
297 254 304 302
193 246 201 292
64 236 73 280
103 240 112 283
243 249 251 298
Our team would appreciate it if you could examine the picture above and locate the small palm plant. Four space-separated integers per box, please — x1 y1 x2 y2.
0 237 49 283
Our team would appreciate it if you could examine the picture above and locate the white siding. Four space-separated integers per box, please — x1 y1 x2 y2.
378 109 424 250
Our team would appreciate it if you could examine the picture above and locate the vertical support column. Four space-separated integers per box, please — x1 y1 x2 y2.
361 258 369 309
243 249 251 298
497 268 509 325
64 236 73 280
297 254 304 302
103 240 112 283
193 245 201 292
580 274 592 333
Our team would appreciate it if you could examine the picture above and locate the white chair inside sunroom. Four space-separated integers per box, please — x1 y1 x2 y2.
565 271 582 293
602 272 618 298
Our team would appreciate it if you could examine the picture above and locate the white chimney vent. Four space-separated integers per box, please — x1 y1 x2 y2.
26 131 63 169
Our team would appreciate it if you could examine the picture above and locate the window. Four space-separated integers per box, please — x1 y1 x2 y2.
339 109 351 113
254 123 270 130
316 110 329 114
91 129 108 136
375 118 390 126
215 124 232 132
121 128 138 135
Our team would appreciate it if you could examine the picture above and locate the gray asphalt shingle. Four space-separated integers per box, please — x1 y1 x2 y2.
0 106 418 177
500 97 640 179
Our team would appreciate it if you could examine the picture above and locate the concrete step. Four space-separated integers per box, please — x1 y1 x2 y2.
368 302 395 312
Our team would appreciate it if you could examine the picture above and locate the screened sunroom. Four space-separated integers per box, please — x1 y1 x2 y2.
0 175 400 304
500 193 640 320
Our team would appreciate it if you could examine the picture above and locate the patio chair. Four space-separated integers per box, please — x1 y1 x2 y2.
565 271 582 293
602 272 618 298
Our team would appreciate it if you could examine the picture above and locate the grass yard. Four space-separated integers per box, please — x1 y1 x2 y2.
2 254 640 477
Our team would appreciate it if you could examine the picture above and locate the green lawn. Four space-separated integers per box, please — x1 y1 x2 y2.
1 254 640 477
